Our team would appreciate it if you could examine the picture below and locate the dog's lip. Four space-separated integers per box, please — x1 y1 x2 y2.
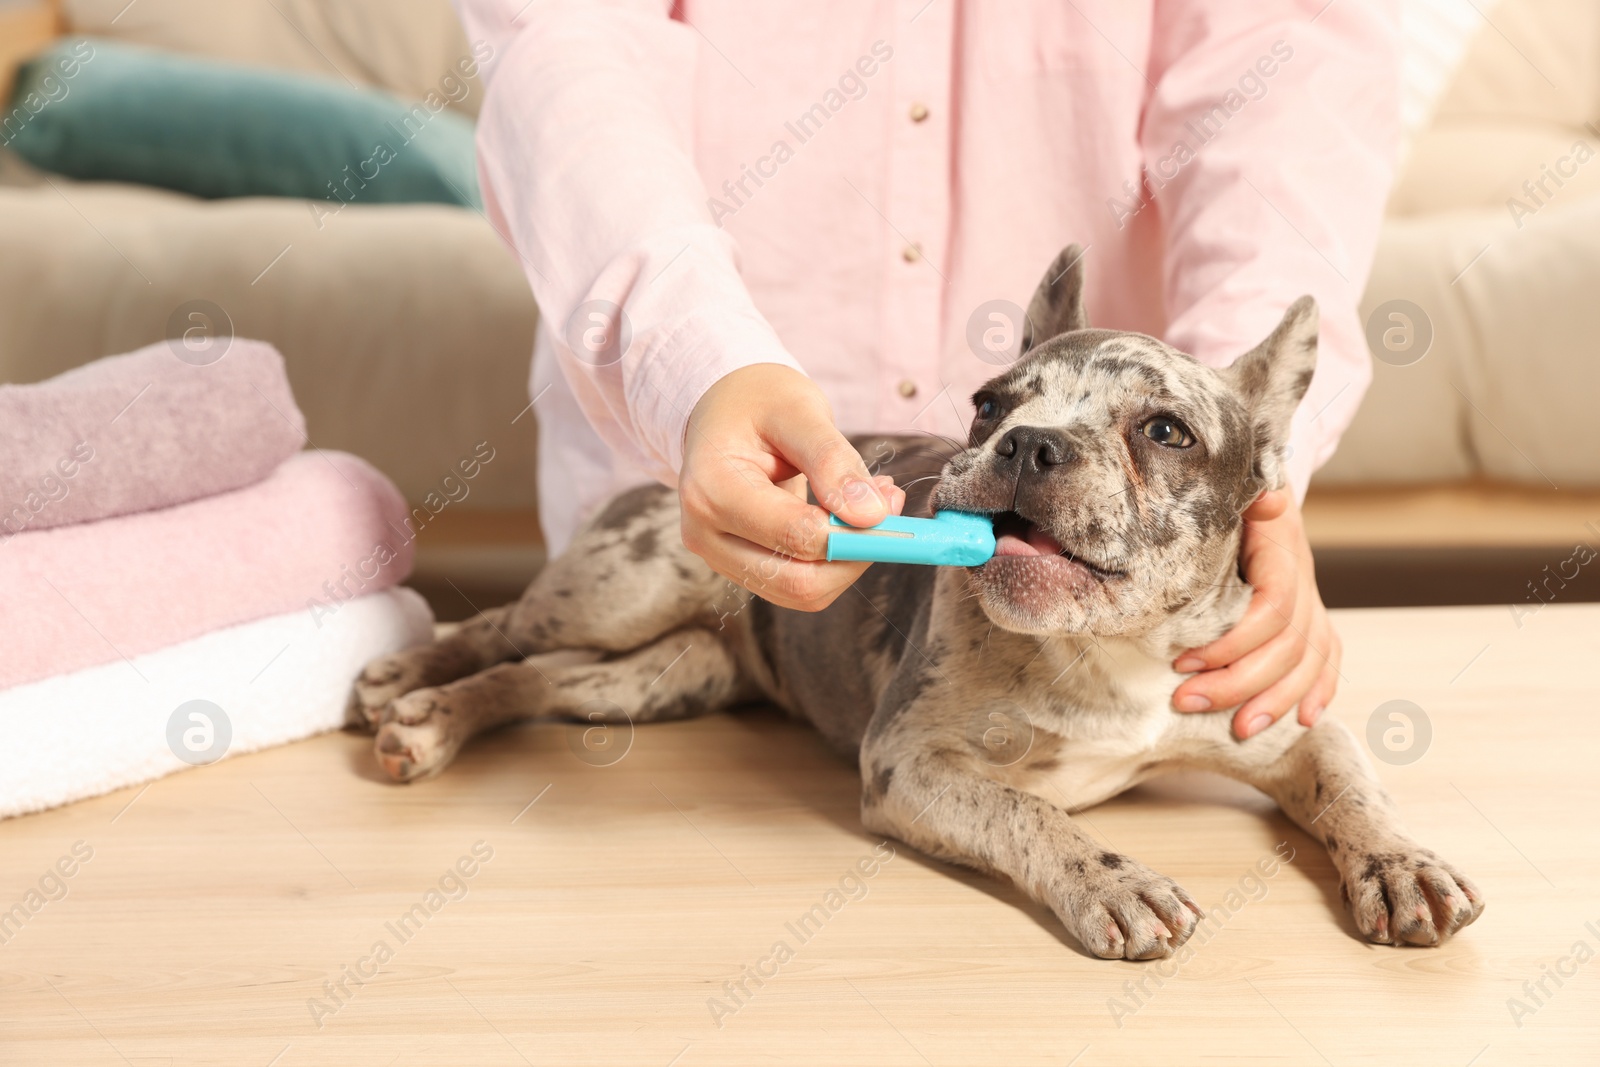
981 510 1125 580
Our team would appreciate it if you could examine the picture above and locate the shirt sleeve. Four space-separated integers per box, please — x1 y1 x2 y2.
452 0 803 485
1142 0 1402 499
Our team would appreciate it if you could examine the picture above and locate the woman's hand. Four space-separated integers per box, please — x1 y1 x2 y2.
1169 489 1341 738
679 364 906 611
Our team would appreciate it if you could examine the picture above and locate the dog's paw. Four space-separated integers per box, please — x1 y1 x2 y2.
373 688 459 783
1339 844 1485 946
1059 854 1204 960
348 653 426 732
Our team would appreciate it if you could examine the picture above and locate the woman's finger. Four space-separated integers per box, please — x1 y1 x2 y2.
760 402 890 529
682 449 837 561
1298 625 1343 726
1173 620 1305 714
1234 589 1332 732
1171 517 1300 673
698 526 873 611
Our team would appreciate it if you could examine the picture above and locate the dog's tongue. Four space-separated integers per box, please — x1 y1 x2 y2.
994 523 1065 558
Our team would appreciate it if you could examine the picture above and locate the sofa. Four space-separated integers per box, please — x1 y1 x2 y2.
1324 0 1600 489
2 0 1596 614
0 0 542 520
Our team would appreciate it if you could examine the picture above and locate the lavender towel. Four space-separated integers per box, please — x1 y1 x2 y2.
0 339 305 537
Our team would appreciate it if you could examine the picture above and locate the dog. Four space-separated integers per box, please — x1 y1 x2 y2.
349 245 1483 959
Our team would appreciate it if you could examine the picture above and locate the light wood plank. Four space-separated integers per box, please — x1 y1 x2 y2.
1303 483 1600 549
1 603 1595 1064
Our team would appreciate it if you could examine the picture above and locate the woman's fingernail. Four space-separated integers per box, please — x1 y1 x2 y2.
1175 694 1211 712
843 478 883 506
1173 656 1205 673
1243 713 1272 737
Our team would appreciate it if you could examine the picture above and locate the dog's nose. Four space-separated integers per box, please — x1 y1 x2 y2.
994 426 1075 474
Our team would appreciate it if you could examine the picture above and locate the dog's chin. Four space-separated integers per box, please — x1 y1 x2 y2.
955 510 1127 634
969 556 1107 634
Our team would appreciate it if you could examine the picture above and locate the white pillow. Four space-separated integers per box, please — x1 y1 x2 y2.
1399 0 1498 153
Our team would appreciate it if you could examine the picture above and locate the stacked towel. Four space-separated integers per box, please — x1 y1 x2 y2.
0 338 305 535
0 341 432 816
1 449 416 690
0 588 433 819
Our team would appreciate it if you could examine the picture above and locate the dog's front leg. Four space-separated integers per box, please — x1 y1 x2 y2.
1231 720 1485 945
860 741 1201 959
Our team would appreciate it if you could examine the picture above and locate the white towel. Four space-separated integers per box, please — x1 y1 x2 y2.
0 587 433 820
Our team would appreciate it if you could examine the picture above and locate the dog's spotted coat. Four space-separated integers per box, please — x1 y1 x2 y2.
350 245 1483 959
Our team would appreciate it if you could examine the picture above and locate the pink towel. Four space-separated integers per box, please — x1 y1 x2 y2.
0 450 416 690
0 339 305 538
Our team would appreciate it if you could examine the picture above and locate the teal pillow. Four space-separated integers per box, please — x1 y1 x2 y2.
2 38 481 209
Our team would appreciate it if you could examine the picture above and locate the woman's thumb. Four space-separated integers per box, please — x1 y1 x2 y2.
768 412 889 528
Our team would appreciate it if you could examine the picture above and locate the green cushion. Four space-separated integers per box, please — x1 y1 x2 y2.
1 38 481 209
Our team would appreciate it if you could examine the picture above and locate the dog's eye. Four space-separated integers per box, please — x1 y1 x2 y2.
975 397 1000 421
1141 416 1195 449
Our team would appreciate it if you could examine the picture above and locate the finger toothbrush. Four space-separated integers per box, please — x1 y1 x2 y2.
825 511 996 567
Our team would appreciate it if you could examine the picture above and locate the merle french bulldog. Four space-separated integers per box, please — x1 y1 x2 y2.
350 245 1483 959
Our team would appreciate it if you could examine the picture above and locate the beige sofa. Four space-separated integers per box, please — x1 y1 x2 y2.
1322 0 1600 489
0 0 542 515
2 0 1596 613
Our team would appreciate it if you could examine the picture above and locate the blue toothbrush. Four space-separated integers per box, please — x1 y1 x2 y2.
826 511 996 567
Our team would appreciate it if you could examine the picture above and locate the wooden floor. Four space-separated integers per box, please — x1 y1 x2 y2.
2 603 1597 1065
1300 482 1600 548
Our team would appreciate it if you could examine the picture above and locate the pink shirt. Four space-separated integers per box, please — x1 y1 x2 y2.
457 0 1400 553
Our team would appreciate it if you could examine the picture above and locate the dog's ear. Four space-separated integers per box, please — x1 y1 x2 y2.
1020 244 1089 354
1222 295 1318 490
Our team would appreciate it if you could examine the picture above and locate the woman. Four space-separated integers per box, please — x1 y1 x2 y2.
452 0 1401 738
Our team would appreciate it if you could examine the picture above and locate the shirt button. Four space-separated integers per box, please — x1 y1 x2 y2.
909 102 929 123
898 379 918 398
902 243 922 263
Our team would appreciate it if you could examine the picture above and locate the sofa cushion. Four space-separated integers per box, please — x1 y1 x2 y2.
1389 120 1600 216
6 38 481 207
62 0 486 117
1389 0 1600 216
0 175 542 512
1432 0 1600 131
1318 191 1600 487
